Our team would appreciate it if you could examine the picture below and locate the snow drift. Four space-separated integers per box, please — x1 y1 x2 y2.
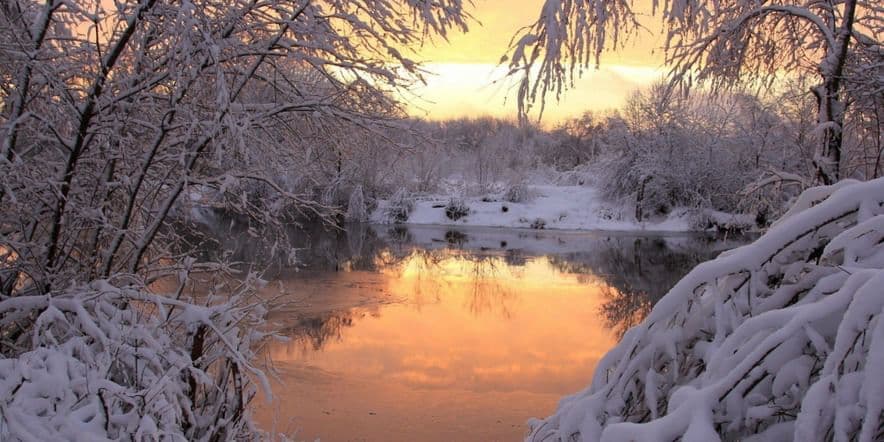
527 178 884 442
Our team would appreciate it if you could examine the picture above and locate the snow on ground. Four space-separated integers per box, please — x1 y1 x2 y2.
371 185 694 232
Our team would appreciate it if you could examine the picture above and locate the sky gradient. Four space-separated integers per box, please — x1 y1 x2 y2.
405 0 666 123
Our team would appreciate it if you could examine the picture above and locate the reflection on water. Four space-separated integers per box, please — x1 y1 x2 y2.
189 212 749 441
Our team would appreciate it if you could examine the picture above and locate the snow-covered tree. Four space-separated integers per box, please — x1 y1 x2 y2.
0 0 469 293
507 0 883 184
548 111 605 169
527 177 884 442
0 0 470 439
585 83 803 223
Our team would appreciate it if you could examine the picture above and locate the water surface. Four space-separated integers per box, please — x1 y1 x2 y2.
201 220 748 441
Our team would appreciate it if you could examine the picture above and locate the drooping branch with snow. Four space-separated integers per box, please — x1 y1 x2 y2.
0 276 271 440
527 177 884 442
507 0 883 184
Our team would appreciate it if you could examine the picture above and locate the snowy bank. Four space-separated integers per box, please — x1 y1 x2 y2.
526 178 884 442
370 185 722 232
374 224 749 257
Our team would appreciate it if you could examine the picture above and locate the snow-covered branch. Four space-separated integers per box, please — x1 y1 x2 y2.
0 279 271 440
507 0 882 184
527 178 884 442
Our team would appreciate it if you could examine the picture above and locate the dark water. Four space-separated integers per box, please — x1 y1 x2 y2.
189 215 750 441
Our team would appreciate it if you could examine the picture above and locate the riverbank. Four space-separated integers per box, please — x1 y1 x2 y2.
369 184 755 233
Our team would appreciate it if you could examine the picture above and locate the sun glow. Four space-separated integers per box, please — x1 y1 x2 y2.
405 62 665 122
403 0 667 122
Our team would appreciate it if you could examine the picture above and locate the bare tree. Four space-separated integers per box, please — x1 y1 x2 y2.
507 0 883 184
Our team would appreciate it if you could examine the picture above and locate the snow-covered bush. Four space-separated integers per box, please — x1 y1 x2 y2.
554 163 596 186
445 198 470 221
384 189 415 223
0 277 270 441
504 182 532 203
592 87 765 221
688 209 758 233
594 206 623 222
527 178 884 442
739 170 811 227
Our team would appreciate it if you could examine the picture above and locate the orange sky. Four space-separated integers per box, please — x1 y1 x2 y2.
405 0 666 123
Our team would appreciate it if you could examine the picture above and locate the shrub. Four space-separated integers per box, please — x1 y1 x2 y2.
504 182 532 203
445 198 470 221
689 209 757 233
384 189 414 223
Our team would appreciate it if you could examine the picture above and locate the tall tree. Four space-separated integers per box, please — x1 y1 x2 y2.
0 0 469 293
0 1 470 439
507 0 882 184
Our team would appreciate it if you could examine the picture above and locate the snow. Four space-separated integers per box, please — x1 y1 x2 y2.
371 184 694 232
525 177 884 442
0 280 271 441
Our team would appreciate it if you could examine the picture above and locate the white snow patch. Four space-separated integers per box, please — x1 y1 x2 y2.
371 185 693 232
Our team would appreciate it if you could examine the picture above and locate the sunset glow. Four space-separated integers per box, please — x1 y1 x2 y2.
5 0 878 438
254 250 620 441
406 0 666 122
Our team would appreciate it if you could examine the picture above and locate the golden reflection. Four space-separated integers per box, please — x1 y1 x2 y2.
0 245 30 291
0 245 16 267
255 249 620 441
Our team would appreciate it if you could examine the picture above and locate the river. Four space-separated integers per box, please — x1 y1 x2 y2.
194 218 750 441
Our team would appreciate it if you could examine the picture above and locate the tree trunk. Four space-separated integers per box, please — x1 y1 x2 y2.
814 0 858 185
814 86 843 185
635 176 651 222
